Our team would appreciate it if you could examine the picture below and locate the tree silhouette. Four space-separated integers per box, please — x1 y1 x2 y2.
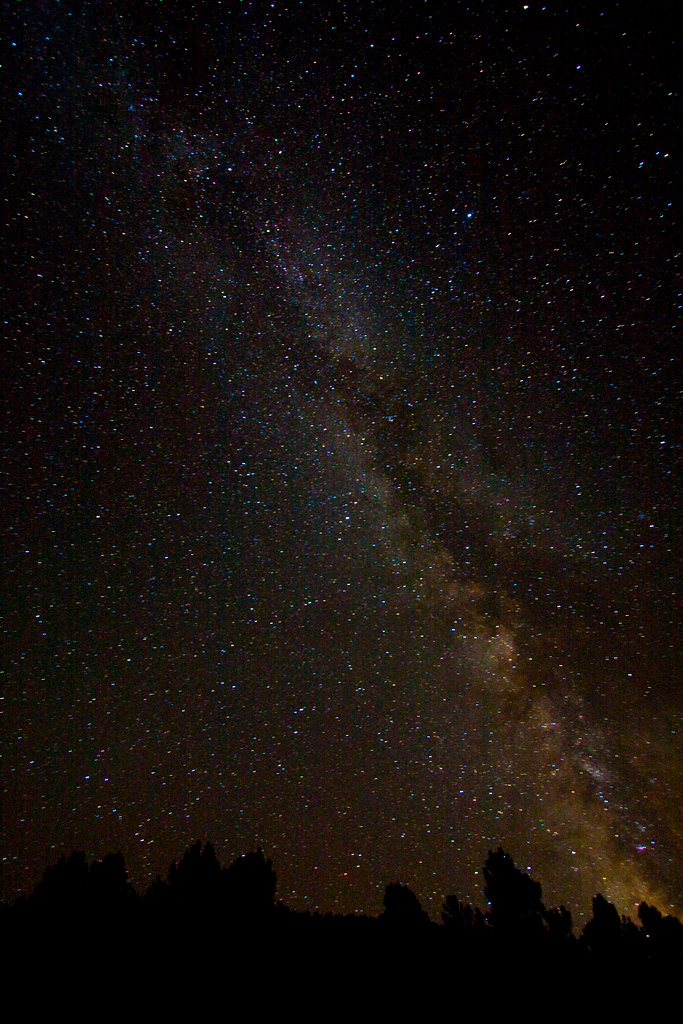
381 882 429 930
581 893 622 960
638 901 683 964
89 851 132 909
32 850 90 915
168 839 221 907
543 903 573 942
483 847 545 938
223 847 277 921
639 900 663 939
441 894 485 933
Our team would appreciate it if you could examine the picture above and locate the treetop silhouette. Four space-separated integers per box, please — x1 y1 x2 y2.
3 840 680 975
483 846 545 936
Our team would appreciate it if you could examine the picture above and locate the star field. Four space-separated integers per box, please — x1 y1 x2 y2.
1 2 680 921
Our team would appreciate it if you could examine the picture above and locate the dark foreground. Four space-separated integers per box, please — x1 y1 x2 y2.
3 842 680 1010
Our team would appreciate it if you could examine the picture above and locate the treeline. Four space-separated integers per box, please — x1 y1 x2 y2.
2 841 681 990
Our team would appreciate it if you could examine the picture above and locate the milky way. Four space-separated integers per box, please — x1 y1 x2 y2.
2 2 680 921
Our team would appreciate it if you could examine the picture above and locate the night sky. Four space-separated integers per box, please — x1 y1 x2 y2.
2 1 680 922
